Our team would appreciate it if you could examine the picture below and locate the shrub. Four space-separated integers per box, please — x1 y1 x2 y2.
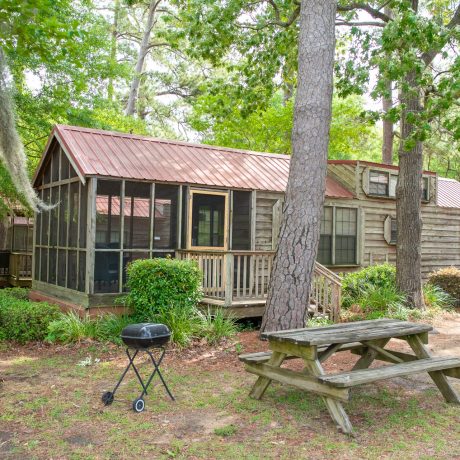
428 267 460 302
124 257 203 320
342 263 396 308
46 312 97 344
2 287 30 301
198 308 238 345
0 291 61 343
423 283 454 310
94 314 133 345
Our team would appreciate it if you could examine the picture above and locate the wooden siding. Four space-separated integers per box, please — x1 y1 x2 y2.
255 191 283 251
327 163 357 194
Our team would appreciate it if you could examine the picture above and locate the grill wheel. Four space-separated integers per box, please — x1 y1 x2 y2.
132 398 145 413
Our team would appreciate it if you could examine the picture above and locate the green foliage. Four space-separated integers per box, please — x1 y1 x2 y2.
46 312 97 344
342 263 396 308
2 287 30 301
423 283 454 310
124 257 203 320
214 424 238 437
428 267 460 301
198 309 238 345
306 316 334 328
46 312 133 345
190 91 381 159
0 290 61 343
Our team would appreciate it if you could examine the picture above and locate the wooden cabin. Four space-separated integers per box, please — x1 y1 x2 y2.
30 125 460 317
0 215 33 287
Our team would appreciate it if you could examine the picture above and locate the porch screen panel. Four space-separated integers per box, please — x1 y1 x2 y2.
124 182 151 249
79 184 87 248
40 248 48 282
153 184 178 249
49 187 59 246
78 251 86 292
335 208 357 265
59 184 68 247
96 181 121 249
34 247 40 280
318 207 333 265
51 146 60 182
41 188 50 245
67 250 77 290
48 248 57 284
57 249 66 287
60 149 70 180
94 251 120 293
191 194 225 247
68 182 79 248
232 191 251 250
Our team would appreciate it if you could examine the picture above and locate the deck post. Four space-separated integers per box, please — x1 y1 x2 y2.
224 252 233 307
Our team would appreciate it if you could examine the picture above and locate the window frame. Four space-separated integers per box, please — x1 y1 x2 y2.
187 189 229 251
318 205 359 267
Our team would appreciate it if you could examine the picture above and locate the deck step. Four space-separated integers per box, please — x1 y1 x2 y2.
318 357 460 388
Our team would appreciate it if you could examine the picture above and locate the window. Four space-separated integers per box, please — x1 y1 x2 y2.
154 184 178 249
232 191 251 250
422 177 429 201
369 171 389 196
318 207 358 266
189 191 228 249
391 218 397 244
124 182 151 249
389 174 398 197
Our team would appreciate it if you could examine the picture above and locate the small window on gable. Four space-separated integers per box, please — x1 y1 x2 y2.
422 177 429 202
369 171 389 196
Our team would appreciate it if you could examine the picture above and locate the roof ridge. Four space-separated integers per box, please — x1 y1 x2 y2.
55 124 291 161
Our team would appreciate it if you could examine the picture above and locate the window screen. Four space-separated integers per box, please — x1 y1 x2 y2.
94 252 120 293
60 150 70 180
389 175 398 197
96 181 121 249
67 250 78 290
69 182 79 248
40 248 48 282
191 193 226 248
51 145 60 182
57 249 66 287
335 208 357 265
153 184 178 249
369 171 389 196
50 187 59 246
79 184 87 248
41 188 50 245
422 177 429 201
34 247 40 280
59 184 68 246
78 251 86 292
318 207 333 265
48 248 57 284
124 182 151 249
232 191 251 250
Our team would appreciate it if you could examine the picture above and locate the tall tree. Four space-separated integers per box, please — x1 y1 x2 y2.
261 0 337 332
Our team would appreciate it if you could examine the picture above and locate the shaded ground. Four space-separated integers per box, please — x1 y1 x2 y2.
1 314 460 459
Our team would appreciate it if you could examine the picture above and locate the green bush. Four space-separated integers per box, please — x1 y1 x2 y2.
428 267 460 302
2 287 30 301
423 283 454 310
124 257 203 320
0 291 61 343
198 308 238 345
46 312 133 345
342 263 396 308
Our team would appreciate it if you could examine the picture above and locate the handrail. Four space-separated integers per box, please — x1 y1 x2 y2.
314 261 342 285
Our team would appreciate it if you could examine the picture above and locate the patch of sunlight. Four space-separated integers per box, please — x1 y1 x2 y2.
0 355 38 366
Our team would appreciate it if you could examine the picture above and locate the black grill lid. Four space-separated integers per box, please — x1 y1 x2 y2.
121 323 171 349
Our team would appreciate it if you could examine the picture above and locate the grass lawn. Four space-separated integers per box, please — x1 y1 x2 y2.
1 326 460 460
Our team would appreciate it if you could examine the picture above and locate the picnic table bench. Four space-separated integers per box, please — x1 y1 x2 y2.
239 319 460 434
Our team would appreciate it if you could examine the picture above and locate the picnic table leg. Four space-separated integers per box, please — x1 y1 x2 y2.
304 358 354 434
352 338 390 370
249 351 287 400
406 334 460 404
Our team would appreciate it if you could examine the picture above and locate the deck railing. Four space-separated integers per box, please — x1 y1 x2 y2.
9 252 33 281
176 250 341 320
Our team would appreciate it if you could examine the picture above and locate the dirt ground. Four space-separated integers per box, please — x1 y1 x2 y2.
1 314 460 459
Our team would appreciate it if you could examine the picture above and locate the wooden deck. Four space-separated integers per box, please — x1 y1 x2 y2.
177 250 342 319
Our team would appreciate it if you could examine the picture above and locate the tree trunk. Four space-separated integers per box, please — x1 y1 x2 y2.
125 0 159 116
261 0 337 333
381 78 393 164
108 0 120 102
381 6 394 165
396 70 425 310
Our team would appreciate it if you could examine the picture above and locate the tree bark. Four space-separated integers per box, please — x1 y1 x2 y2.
108 0 120 102
125 0 159 116
381 79 393 164
396 70 425 310
261 0 337 332
381 6 394 165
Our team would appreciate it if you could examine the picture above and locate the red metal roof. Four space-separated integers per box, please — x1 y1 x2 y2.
35 125 354 199
437 178 460 208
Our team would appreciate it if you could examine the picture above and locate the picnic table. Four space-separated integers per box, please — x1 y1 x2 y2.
239 319 460 434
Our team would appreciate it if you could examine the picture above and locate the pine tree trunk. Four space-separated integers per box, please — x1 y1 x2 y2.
108 0 120 102
382 79 393 164
396 70 425 310
261 0 337 332
125 0 159 116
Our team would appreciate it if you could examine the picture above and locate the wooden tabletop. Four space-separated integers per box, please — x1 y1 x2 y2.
262 319 433 346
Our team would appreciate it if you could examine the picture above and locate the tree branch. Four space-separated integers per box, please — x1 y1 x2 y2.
337 2 392 22
422 3 460 66
336 20 386 27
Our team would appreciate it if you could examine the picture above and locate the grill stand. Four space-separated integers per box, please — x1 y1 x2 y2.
102 347 175 412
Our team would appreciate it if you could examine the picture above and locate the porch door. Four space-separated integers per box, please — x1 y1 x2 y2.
188 191 228 249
